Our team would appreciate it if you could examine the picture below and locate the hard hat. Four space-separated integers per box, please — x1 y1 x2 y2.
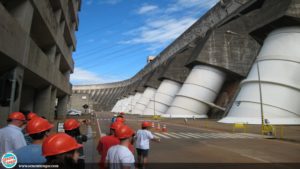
42 133 82 157
115 117 125 123
142 121 151 128
115 125 134 139
27 112 38 120
63 119 80 131
26 117 53 135
110 122 123 130
120 112 125 115
8 112 26 121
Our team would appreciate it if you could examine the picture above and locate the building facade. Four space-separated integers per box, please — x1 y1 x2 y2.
0 0 81 125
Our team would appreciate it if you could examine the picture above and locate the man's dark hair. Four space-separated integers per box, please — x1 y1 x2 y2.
29 130 49 140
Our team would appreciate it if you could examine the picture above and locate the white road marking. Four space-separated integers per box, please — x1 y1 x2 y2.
153 132 171 139
170 132 191 138
178 132 199 138
162 132 182 138
96 114 102 137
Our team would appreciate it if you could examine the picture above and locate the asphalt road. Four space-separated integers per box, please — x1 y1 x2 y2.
86 111 300 168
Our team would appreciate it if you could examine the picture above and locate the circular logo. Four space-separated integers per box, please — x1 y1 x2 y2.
1 153 18 168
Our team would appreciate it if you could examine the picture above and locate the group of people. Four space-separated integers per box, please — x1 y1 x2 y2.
0 111 91 169
0 111 159 169
97 113 160 169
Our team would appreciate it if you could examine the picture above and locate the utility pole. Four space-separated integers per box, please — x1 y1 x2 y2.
256 61 265 126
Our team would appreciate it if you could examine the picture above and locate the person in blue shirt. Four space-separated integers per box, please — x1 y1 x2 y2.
14 117 53 164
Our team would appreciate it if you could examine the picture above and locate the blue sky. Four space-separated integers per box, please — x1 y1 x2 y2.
71 0 218 85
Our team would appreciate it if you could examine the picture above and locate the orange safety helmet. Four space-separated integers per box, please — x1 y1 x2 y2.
110 122 123 130
115 117 125 123
63 119 80 131
142 121 151 128
27 112 38 120
8 112 26 121
26 117 53 135
115 125 135 139
42 133 82 157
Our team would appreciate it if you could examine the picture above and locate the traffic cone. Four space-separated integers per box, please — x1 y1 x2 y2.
156 123 161 131
162 124 167 132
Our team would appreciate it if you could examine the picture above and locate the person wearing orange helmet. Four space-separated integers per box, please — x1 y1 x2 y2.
115 116 125 124
14 117 53 164
0 112 27 155
64 118 92 169
106 125 135 169
97 122 123 169
43 133 82 169
26 112 39 121
135 121 160 168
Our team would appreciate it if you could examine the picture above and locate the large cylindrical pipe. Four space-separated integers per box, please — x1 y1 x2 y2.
165 65 226 118
125 95 134 113
220 27 300 124
121 97 129 112
111 100 120 112
133 87 156 115
132 92 142 108
143 79 182 116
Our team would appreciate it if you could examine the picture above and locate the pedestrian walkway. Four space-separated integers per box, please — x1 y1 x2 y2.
151 132 265 140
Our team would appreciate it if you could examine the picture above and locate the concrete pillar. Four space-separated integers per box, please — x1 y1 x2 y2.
60 20 66 32
34 85 52 118
55 53 61 69
54 9 62 23
166 65 226 118
57 94 69 119
9 0 34 34
49 88 57 121
45 45 57 63
143 79 182 116
220 27 300 125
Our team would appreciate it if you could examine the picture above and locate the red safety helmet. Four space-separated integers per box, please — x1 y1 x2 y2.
26 117 53 135
27 112 38 120
115 117 125 123
8 112 26 121
42 133 82 157
63 119 80 131
142 121 151 128
110 122 123 130
115 125 135 139
120 112 125 115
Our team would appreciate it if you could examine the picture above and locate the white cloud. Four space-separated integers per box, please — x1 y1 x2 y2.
122 17 197 47
166 0 218 13
71 68 104 85
71 68 127 85
137 5 158 14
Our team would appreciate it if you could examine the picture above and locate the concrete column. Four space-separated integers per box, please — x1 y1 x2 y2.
45 45 57 63
49 87 57 121
9 0 34 34
34 85 52 118
60 20 66 32
54 9 62 23
143 79 182 116
166 65 226 118
55 53 61 69
64 70 71 81
57 94 69 119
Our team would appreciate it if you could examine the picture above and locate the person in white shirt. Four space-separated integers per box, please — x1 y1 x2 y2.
0 112 27 156
106 125 135 169
135 121 160 169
